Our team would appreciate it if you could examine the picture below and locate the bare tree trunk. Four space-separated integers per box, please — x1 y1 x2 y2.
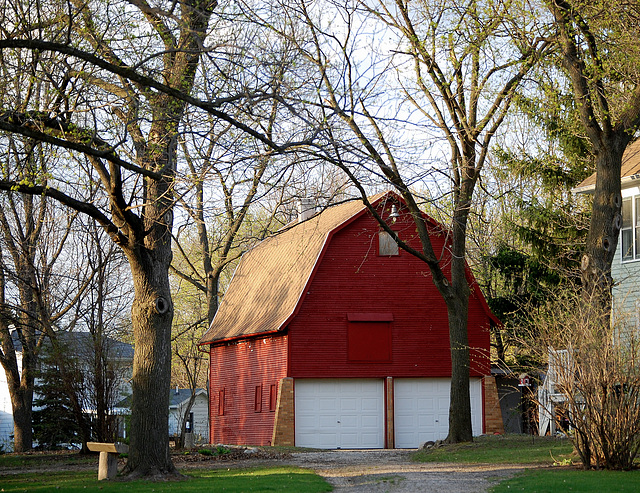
127 263 174 475
445 295 472 442
444 172 475 443
9 386 33 452
124 166 176 475
10 267 40 452
94 339 108 442
178 393 198 449
581 141 626 303
0 251 34 452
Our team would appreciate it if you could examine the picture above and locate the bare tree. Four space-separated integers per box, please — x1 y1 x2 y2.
256 0 550 442
76 219 133 444
0 137 87 451
171 321 207 448
173 121 283 327
0 0 318 475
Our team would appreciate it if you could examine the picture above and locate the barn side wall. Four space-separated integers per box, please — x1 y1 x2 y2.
208 335 288 446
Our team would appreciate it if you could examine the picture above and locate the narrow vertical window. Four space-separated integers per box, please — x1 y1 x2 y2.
269 384 277 412
218 388 225 416
254 385 262 412
635 197 640 259
622 197 636 261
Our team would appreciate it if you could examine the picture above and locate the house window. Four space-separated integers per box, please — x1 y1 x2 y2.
254 385 262 412
378 231 399 256
269 384 277 412
622 196 640 261
218 389 225 416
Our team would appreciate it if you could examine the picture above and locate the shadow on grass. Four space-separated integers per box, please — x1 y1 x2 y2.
0 466 332 492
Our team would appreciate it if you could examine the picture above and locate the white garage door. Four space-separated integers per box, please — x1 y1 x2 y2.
295 379 384 449
394 378 482 448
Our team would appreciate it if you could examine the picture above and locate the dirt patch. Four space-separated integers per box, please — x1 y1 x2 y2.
276 450 531 492
180 448 533 492
172 446 288 465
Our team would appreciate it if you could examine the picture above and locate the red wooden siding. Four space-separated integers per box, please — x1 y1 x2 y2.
347 321 392 362
288 211 490 378
209 335 288 445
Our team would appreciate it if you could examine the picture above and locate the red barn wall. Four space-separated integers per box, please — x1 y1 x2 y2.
288 211 490 378
209 335 288 445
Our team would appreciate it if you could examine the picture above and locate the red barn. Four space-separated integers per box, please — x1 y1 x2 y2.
199 192 502 448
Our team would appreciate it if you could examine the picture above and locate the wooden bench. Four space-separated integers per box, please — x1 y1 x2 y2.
87 442 129 480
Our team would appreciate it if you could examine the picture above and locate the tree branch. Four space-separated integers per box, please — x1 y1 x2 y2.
0 181 125 245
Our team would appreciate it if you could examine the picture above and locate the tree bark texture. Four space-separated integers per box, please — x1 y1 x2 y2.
123 154 177 476
444 172 475 443
9 383 33 452
581 142 625 298
445 290 472 442
127 253 175 475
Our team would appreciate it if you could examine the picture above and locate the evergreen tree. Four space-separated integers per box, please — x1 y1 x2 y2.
32 354 83 450
477 91 592 366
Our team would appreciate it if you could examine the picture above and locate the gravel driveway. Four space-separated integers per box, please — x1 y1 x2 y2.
281 449 529 492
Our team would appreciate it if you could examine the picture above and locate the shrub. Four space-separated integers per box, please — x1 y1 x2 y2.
526 288 640 470
199 445 231 456
216 445 230 455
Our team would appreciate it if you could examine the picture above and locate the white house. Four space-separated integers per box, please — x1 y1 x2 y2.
0 331 133 451
168 388 209 444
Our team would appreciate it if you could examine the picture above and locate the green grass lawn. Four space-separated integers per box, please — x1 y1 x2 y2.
3 436 638 492
415 435 640 492
0 466 332 492
413 434 574 465
491 468 640 492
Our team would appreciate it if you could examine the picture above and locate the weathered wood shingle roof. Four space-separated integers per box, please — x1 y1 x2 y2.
574 139 640 193
199 195 388 344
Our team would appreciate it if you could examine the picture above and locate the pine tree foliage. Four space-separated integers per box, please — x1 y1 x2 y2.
32 350 83 450
477 92 592 365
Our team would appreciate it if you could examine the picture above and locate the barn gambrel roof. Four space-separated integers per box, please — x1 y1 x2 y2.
199 193 394 345
199 191 497 345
